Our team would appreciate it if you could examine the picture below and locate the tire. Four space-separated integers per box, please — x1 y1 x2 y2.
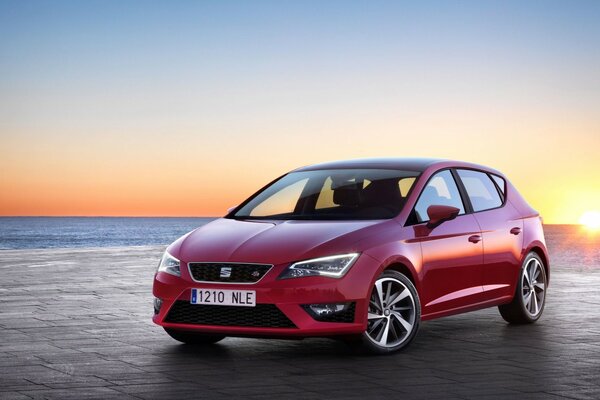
164 328 226 345
357 270 421 354
498 252 547 324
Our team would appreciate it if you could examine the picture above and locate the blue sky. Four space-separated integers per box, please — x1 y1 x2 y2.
1 1 599 221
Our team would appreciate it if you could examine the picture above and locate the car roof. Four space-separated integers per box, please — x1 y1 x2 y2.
293 158 502 175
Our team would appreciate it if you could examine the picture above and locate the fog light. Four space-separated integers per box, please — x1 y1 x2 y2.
302 302 356 323
153 297 163 315
308 303 348 317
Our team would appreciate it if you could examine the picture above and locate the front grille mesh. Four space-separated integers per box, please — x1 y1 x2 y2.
188 263 272 283
165 301 297 328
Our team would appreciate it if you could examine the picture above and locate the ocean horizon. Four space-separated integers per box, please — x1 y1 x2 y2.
0 217 215 250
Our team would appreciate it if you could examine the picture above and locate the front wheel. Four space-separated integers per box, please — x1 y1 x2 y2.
358 270 421 354
498 252 547 324
164 328 226 345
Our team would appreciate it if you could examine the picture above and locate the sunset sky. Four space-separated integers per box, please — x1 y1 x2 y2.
1 1 599 223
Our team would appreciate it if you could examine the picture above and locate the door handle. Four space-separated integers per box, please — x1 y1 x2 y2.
510 227 522 235
468 235 482 244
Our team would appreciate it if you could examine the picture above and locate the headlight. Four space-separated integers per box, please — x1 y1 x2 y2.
278 253 359 279
157 251 180 277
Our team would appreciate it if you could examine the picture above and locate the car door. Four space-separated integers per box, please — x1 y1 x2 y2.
409 169 484 317
455 169 524 301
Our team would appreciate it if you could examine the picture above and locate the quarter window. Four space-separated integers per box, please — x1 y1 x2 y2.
413 170 465 223
457 169 503 212
490 174 506 196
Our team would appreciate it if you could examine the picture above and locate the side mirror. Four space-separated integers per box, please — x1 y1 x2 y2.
227 206 237 214
427 205 460 227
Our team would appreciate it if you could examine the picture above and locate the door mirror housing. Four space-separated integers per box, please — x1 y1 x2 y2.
427 205 460 227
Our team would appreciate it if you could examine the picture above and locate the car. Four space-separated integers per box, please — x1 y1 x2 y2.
152 158 549 354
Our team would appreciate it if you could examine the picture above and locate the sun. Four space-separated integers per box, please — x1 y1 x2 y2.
579 211 600 231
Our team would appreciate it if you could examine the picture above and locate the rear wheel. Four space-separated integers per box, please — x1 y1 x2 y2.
358 270 420 354
498 252 547 324
164 328 226 345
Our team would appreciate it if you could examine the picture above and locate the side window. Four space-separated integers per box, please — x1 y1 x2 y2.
413 170 465 223
457 169 503 212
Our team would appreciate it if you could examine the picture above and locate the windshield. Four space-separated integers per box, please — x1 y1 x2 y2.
231 169 420 220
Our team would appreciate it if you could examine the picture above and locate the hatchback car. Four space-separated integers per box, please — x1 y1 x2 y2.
153 158 549 354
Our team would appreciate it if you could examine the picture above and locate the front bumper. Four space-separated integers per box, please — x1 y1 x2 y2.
152 255 377 338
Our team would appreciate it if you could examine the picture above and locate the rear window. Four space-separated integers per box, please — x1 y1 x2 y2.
457 169 503 212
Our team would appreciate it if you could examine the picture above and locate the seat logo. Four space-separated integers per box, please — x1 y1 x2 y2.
220 267 232 278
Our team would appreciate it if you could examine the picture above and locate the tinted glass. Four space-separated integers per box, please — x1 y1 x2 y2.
250 178 309 217
457 169 503 212
233 169 419 220
413 170 465 223
490 174 506 195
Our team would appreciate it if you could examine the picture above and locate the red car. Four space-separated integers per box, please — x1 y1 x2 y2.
153 158 549 354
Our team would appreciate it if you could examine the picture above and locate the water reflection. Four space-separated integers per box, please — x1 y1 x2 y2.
544 225 600 271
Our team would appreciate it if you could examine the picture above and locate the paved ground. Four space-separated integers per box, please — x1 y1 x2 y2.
0 245 599 400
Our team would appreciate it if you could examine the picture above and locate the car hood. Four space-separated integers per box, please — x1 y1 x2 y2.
173 218 386 265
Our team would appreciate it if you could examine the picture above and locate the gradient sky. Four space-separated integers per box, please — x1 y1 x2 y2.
1 1 599 223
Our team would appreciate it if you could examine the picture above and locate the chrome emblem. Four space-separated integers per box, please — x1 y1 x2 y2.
219 267 232 278
251 271 260 278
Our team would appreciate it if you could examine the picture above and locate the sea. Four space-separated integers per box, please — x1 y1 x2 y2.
0 217 214 250
0 218 598 270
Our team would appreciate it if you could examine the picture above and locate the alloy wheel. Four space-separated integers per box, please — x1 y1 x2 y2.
366 277 416 348
521 257 546 317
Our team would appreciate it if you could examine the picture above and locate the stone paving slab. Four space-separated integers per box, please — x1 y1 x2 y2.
0 245 599 399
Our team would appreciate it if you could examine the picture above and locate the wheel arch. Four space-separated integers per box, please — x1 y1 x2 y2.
365 250 423 300
375 260 422 299
528 245 550 284
384 263 417 286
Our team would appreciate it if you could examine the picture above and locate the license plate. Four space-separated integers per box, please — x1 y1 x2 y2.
191 288 256 307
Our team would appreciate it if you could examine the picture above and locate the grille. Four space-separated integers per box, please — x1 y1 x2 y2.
165 301 297 328
302 302 356 323
188 263 272 283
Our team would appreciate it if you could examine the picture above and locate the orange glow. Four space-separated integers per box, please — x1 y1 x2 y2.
580 212 600 231
1 125 598 223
